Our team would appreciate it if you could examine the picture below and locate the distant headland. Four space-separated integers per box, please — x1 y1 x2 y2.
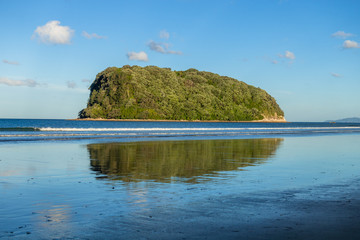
78 65 285 122
326 117 360 123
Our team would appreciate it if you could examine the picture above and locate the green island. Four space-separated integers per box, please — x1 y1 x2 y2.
79 65 285 121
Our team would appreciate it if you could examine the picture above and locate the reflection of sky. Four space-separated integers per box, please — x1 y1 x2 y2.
0 169 19 177
34 204 72 239
228 135 360 191
127 188 150 213
0 144 89 177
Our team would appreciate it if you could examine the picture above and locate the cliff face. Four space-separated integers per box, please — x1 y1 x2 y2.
79 65 285 121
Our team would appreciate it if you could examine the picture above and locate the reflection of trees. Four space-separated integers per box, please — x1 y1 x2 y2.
88 138 283 183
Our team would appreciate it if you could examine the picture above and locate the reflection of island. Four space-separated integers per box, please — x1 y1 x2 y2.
88 138 283 183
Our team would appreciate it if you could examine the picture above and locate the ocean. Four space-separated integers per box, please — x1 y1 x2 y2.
1 119 360 143
1 119 360 239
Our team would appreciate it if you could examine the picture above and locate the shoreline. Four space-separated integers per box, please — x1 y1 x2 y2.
68 118 288 123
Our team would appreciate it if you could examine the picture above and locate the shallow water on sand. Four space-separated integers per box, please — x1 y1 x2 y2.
1 135 360 239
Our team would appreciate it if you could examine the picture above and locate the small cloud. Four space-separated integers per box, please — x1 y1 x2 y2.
159 30 170 39
331 73 342 78
332 31 354 39
3 59 19 65
262 56 278 65
278 50 295 64
82 31 107 39
0 77 39 87
32 20 74 45
81 79 91 83
283 50 295 60
148 40 182 55
67 81 77 89
127 51 149 62
343 40 359 49
148 40 166 53
166 50 183 55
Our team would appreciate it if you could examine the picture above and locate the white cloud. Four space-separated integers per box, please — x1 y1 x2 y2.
67 81 77 88
332 31 354 39
0 77 39 87
343 40 359 49
127 51 149 62
278 50 295 61
331 73 342 78
82 31 107 39
159 30 170 39
32 20 74 44
3 59 19 65
284 50 295 60
81 79 91 83
272 60 278 64
148 40 182 55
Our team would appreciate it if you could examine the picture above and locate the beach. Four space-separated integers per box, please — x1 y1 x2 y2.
1 124 360 239
2 1 360 239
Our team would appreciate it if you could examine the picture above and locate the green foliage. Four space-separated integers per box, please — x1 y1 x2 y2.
88 138 283 183
79 66 284 121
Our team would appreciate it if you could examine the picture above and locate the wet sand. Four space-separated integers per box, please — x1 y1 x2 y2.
88 180 360 240
5 180 359 240
1 135 360 239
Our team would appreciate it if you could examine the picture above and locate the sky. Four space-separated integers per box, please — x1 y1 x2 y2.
0 0 359 121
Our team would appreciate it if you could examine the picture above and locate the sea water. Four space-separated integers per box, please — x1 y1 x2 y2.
1 119 360 143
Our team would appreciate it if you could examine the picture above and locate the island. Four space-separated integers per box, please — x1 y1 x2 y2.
79 65 285 122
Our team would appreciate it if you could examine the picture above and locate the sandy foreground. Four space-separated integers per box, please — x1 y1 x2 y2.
83 180 360 240
1 135 359 240
3 180 360 239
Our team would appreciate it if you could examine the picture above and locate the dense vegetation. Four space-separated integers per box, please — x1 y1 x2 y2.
79 65 284 121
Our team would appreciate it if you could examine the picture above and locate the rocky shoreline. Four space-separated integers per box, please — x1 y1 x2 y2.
70 117 287 123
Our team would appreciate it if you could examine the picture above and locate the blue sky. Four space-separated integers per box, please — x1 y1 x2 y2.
0 0 359 121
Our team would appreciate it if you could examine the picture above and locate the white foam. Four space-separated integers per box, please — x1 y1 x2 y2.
38 127 360 132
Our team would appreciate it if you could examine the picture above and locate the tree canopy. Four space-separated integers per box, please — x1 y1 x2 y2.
79 65 284 121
